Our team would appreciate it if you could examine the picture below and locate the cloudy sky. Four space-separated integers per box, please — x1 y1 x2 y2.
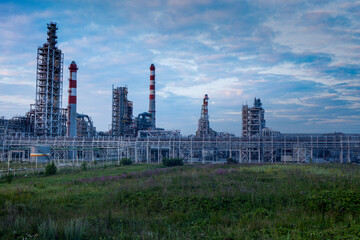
0 0 359 135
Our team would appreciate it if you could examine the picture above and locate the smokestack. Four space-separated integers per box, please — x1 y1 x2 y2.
202 94 209 120
149 64 156 129
67 61 78 137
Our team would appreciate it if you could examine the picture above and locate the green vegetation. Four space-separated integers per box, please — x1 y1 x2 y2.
81 162 87 171
44 162 57 176
1 163 360 239
226 157 238 164
119 158 132 166
1 174 13 184
162 157 183 167
38 220 57 240
64 219 86 240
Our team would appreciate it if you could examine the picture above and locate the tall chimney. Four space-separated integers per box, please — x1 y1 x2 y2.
67 61 78 137
149 64 156 129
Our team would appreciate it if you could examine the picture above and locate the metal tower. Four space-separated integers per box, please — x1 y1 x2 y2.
112 86 133 136
242 98 266 137
196 94 217 137
34 22 64 136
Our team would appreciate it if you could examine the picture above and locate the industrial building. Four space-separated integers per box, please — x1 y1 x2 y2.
196 94 217 137
242 98 266 137
0 22 360 169
33 22 66 136
111 64 161 137
111 86 134 137
0 23 95 138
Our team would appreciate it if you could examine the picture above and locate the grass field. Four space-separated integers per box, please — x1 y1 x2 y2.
1 163 360 239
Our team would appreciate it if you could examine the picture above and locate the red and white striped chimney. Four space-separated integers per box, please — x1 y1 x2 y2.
149 64 156 129
67 61 78 137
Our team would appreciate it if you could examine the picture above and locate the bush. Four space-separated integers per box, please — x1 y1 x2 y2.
226 158 238 164
45 162 57 176
38 220 57 240
64 219 85 240
3 174 13 184
120 158 132 165
162 158 183 167
81 162 87 171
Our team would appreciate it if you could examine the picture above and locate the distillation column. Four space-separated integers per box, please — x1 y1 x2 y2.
149 64 156 129
67 61 78 137
196 94 216 137
34 22 64 136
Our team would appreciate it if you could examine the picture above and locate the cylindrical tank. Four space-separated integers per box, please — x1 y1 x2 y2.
30 145 51 163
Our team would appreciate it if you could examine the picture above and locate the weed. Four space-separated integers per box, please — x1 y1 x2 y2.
0 164 360 239
64 219 85 240
308 190 360 216
14 216 27 233
38 219 57 240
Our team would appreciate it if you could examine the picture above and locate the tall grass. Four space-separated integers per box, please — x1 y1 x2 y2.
0 164 360 239
38 220 57 240
64 219 86 240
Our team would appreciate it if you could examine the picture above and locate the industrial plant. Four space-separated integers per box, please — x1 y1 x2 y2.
0 23 359 170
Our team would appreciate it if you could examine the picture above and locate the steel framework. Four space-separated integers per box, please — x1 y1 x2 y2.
34 22 65 136
1 134 359 165
112 86 133 136
242 98 266 137
196 94 216 137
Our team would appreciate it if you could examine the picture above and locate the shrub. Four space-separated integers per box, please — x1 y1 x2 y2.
120 158 132 165
226 157 237 164
81 162 87 171
3 174 13 184
38 220 57 240
45 162 57 176
64 219 85 240
162 158 183 167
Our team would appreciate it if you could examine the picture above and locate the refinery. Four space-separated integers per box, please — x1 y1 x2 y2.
0 22 359 171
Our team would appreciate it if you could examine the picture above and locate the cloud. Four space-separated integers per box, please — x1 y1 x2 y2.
0 95 33 106
0 0 359 135
158 77 243 99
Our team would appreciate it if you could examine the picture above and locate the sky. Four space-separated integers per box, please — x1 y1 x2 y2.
0 0 359 136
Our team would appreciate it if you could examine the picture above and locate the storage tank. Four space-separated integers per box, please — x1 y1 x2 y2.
30 145 51 163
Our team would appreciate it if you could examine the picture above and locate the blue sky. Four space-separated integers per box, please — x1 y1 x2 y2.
0 0 359 135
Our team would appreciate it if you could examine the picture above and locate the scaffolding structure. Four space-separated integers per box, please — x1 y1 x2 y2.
77 114 96 137
196 94 217 137
112 86 133 136
242 98 266 137
34 22 65 136
0 117 33 137
1 134 359 165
